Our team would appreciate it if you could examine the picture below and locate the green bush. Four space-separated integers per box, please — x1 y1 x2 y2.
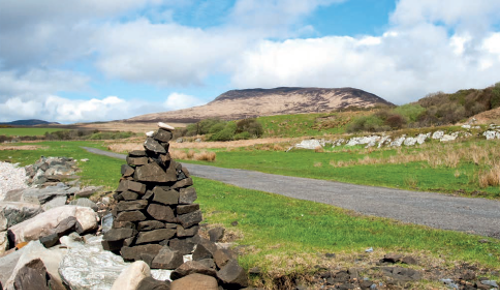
234 131 251 140
208 122 236 141
393 104 426 123
492 83 500 109
235 119 264 138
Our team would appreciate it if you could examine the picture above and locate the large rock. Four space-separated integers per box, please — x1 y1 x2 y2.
2 241 67 290
115 200 149 212
116 211 147 222
121 244 163 261
41 195 68 211
137 220 165 232
217 259 248 288
179 188 197 204
11 258 60 290
134 163 174 183
69 198 98 212
8 206 98 245
177 210 202 228
5 185 76 205
0 231 8 255
59 235 129 290
111 261 151 290
153 129 173 143
170 261 217 280
0 212 6 231
135 229 176 244
171 273 218 290
117 180 147 195
143 138 166 154
151 247 184 270
0 202 43 228
137 277 171 290
152 187 179 205
147 204 176 222
104 228 136 242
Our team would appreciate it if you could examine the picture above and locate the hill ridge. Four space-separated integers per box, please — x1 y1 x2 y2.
128 87 393 123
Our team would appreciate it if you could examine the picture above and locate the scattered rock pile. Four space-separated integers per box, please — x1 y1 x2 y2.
102 122 248 289
25 156 80 187
288 123 500 151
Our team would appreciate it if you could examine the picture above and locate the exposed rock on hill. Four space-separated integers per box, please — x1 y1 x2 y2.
128 87 393 123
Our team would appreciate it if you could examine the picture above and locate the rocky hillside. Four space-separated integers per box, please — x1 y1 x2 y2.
128 87 393 123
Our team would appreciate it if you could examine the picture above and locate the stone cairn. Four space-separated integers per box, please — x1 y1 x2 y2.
102 123 248 289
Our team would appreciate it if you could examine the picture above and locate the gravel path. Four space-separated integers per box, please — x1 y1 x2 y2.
0 162 29 200
82 147 500 238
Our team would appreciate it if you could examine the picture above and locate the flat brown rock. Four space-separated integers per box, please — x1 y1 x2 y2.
171 273 218 290
170 261 217 280
147 204 176 222
134 163 172 183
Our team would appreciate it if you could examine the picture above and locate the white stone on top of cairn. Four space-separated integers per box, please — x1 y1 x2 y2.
146 131 154 137
158 122 175 131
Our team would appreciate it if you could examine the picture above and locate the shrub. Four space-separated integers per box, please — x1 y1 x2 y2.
492 83 500 109
208 123 236 141
235 119 264 138
393 104 426 123
234 131 251 140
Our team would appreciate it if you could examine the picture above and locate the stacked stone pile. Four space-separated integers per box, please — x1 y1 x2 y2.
102 122 248 289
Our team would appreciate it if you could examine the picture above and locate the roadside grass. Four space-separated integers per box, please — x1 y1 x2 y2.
0 141 121 190
0 127 65 136
196 177 500 279
179 139 500 198
1 141 499 287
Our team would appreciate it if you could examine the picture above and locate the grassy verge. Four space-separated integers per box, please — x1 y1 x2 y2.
2 141 499 288
0 127 65 136
0 141 122 190
178 140 500 199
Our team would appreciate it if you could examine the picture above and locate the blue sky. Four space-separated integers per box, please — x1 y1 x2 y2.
0 0 500 123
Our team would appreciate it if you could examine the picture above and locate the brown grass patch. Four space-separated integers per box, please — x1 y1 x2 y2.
0 145 45 151
170 149 216 162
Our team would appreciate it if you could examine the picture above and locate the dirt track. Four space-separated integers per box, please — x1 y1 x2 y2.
82 146 500 238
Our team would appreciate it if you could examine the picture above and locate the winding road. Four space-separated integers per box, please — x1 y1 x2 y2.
82 147 500 238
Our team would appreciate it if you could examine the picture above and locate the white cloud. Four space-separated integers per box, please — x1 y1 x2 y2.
0 95 168 123
0 69 89 101
163 92 205 110
229 28 500 104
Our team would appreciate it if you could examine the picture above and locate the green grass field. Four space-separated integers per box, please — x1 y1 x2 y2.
257 111 369 138
1 141 499 284
179 140 500 199
0 127 64 137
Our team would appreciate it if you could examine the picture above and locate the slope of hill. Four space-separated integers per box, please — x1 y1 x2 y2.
0 119 59 126
128 87 393 123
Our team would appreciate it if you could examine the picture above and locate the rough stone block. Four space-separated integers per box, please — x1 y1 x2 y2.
103 228 135 242
147 204 176 222
143 138 166 154
171 178 193 189
134 163 173 183
116 211 147 222
129 150 147 157
177 225 199 237
153 129 173 143
121 191 139 201
137 220 165 232
135 229 176 244
115 200 149 212
152 187 179 205
176 204 199 215
179 187 197 204
121 164 135 177
168 237 197 255
170 273 218 290
39 234 60 248
177 210 202 228
121 244 163 261
217 259 248 288
170 261 217 280
126 156 148 167
193 244 213 261
151 246 184 270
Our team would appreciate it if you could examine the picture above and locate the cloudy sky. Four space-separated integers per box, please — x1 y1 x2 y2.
1 0 500 123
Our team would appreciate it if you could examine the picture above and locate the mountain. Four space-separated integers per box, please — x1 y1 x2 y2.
128 87 393 123
0 119 60 126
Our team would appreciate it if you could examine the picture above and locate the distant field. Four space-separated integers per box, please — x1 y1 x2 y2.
0 127 65 137
258 111 372 138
